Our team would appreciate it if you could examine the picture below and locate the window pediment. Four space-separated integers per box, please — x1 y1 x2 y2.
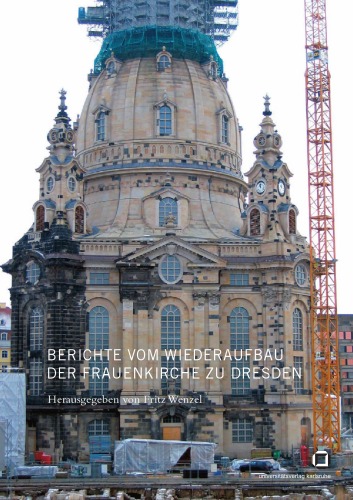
92 104 111 116
116 236 226 267
142 187 189 203
216 106 233 119
154 98 177 111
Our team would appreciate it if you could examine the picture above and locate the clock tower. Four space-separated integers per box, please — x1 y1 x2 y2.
241 95 300 243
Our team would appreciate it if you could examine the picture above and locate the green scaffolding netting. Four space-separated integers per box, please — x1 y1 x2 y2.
93 25 224 75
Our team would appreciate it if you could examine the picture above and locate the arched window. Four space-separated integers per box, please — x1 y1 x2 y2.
159 105 172 136
26 262 41 284
250 208 260 236
230 307 250 350
88 306 109 395
293 308 303 351
75 206 85 234
29 307 44 351
68 176 77 193
289 209 296 234
161 305 181 394
161 305 181 350
230 307 250 395
221 115 229 143
36 205 45 232
107 60 116 75
159 197 178 226
87 419 110 436
89 306 109 350
157 54 171 71
29 307 44 396
96 111 106 141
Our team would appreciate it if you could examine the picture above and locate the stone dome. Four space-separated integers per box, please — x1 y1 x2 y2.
75 53 247 240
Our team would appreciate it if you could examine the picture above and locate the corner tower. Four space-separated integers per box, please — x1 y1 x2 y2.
3 1 312 461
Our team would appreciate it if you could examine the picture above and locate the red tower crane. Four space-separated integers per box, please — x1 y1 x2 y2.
304 0 340 452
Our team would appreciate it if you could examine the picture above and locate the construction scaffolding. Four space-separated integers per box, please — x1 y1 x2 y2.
0 372 26 472
78 0 238 44
93 25 224 74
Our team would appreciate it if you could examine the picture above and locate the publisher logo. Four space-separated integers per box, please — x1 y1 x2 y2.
312 451 329 468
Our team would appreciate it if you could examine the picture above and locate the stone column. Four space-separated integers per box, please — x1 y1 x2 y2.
207 292 222 393
122 298 134 394
136 307 149 392
192 292 207 392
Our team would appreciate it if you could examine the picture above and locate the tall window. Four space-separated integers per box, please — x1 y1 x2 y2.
289 209 296 234
161 305 181 350
159 105 172 136
161 305 181 394
29 307 44 396
221 115 229 143
75 206 85 234
89 359 109 396
96 111 106 141
230 307 251 395
230 307 250 350
293 356 304 392
36 205 45 232
89 306 109 350
88 307 109 394
30 307 44 351
293 308 303 351
159 197 178 226
29 359 43 396
250 208 260 236
232 418 253 443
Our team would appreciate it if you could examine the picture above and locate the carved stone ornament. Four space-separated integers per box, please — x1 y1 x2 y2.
166 244 177 255
209 293 220 305
193 292 207 306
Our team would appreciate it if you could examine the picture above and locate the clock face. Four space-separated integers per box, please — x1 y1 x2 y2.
258 135 266 146
278 179 286 196
256 180 266 195
48 129 58 143
66 130 74 143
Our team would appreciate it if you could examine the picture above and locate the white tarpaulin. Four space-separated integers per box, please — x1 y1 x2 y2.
13 466 58 478
0 373 26 470
114 438 216 474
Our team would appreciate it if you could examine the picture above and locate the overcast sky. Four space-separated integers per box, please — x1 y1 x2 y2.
0 0 351 313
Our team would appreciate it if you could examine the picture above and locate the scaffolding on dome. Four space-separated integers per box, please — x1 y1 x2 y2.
78 0 238 45
93 25 224 74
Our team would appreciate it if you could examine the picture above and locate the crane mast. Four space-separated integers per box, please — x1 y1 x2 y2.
304 0 340 452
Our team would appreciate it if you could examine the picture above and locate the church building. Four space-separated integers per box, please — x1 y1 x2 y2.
2 0 313 461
